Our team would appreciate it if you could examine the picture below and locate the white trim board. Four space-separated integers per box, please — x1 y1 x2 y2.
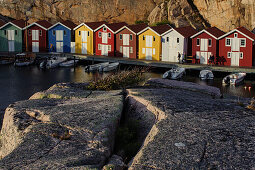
0 22 23 30
190 29 219 40
48 22 71 31
137 27 161 36
218 29 255 41
115 26 137 35
74 23 94 31
24 22 48 30
94 24 114 33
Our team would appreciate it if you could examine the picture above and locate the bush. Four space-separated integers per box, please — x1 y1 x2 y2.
150 20 171 27
86 68 147 91
135 20 149 25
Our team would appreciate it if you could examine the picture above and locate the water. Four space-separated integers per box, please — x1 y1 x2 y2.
0 64 254 112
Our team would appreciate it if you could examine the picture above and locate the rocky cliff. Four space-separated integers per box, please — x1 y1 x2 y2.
0 0 254 32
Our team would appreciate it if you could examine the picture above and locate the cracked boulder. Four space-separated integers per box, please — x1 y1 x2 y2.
0 84 124 169
128 79 255 169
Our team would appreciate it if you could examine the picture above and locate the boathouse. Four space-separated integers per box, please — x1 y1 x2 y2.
137 24 171 61
115 24 147 59
190 27 225 64
24 20 52 52
161 26 197 63
218 27 255 67
94 22 127 57
48 20 77 53
74 21 106 55
0 19 26 52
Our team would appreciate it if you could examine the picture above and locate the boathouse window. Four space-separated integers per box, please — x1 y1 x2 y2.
103 27 107 32
53 30 56 36
143 35 145 40
130 35 133 41
167 37 169 42
88 31 90 36
64 30 66 36
108 45 111 51
227 52 231 58
120 46 122 53
240 52 243 59
99 32 102 38
28 30 31 36
4 30 6 35
197 38 200 46
108 33 111 38
130 47 133 53
240 39 246 47
39 30 42 36
226 38 231 46
120 34 122 40
234 33 238 38
79 31 81 36
153 36 155 41
208 39 212 47
98 44 101 50
177 38 179 44
15 30 18 35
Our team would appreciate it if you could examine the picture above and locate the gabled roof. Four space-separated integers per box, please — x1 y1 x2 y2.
74 21 107 31
137 24 171 36
175 26 198 38
218 27 255 41
94 22 128 33
0 19 26 30
25 20 52 30
48 20 77 30
115 24 148 35
0 20 6 27
190 27 225 40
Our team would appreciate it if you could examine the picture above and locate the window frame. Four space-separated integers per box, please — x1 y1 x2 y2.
108 45 111 51
166 37 169 42
108 33 111 38
143 35 145 40
39 30 42 36
130 34 133 41
88 31 90 37
153 36 155 41
226 38 231 46
197 38 200 46
234 33 238 38
120 34 122 40
64 30 66 36
98 44 101 50
99 32 102 38
53 30 56 36
240 52 243 59
208 38 212 47
177 38 180 44
240 39 246 47
28 30 31 36
15 30 18 35
103 27 107 32
227 52 232 58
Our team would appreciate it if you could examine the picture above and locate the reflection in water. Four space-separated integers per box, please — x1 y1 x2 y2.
0 64 254 112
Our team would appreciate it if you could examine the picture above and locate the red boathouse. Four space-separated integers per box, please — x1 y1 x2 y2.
115 24 148 59
94 22 127 57
24 20 52 52
218 27 255 67
190 27 225 65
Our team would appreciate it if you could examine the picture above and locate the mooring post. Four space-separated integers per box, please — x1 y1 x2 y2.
73 55 76 69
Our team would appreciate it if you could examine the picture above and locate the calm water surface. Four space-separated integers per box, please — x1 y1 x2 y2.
0 64 254 112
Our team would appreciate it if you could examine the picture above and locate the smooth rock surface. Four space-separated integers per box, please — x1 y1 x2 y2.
128 80 255 169
0 83 124 169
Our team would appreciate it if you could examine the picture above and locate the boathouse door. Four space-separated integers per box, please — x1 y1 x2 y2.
56 30 63 52
168 37 177 62
7 30 15 52
56 42 63 53
82 43 87 54
231 52 239 66
102 33 108 44
101 45 108 56
146 48 152 60
123 47 129 58
123 34 129 46
32 30 39 52
81 31 87 43
200 52 208 64
71 42 75 53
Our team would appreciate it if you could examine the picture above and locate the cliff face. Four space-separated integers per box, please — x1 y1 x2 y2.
0 0 254 32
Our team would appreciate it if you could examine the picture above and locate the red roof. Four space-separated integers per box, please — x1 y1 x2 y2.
36 20 52 29
0 19 6 27
86 21 107 30
151 24 171 35
175 26 197 38
127 24 148 34
11 19 26 29
206 27 225 38
106 22 128 32
62 20 77 30
236 27 255 40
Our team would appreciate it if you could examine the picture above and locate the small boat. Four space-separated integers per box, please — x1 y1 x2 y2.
39 60 47 69
85 62 109 72
222 73 246 85
59 60 79 67
46 57 67 69
163 67 185 80
100 62 119 72
199 70 214 80
14 53 35 67
0 59 14 65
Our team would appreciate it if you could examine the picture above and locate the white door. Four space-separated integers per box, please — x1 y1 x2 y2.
145 48 152 60
102 33 108 44
200 52 208 64
200 39 208 51
146 35 153 47
123 34 129 46
7 30 15 52
82 43 87 54
71 42 75 53
8 41 15 52
232 38 240 51
56 30 63 41
231 52 239 66
56 42 63 53
101 45 108 56
32 42 39 52
32 30 39 41
123 47 129 58
81 31 87 42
